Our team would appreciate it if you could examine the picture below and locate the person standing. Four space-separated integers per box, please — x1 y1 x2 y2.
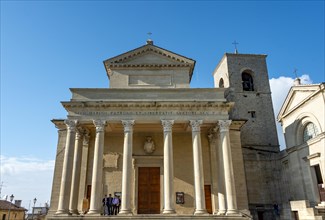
107 194 113 215
112 195 120 215
102 195 109 215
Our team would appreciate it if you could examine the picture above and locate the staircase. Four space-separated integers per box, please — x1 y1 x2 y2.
290 200 324 220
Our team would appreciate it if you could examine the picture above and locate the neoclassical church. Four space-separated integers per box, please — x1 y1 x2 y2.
47 40 325 220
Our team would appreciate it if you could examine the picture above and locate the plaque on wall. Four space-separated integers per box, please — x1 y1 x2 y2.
104 153 119 168
176 192 184 204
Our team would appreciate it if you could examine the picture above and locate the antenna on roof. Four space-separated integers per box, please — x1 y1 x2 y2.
232 40 239 54
146 32 153 45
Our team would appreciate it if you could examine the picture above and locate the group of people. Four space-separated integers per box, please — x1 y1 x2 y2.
102 194 121 215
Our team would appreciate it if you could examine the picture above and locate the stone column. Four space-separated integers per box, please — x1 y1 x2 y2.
56 119 78 215
78 130 90 213
69 128 85 214
218 120 238 215
161 120 176 214
190 120 207 215
88 120 106 215
119 120 135 215
208 127 219 215
217 125 226 215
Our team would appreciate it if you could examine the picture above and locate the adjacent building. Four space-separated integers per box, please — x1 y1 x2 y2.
0 200 27 220
277 81 325 219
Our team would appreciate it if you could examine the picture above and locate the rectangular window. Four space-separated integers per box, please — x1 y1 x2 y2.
314 165 323 184
248 111 256 118
292 211 299 220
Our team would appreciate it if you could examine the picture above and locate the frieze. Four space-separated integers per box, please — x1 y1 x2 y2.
74 111 220 116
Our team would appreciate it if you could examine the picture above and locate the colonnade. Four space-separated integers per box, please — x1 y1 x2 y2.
55 119 238 216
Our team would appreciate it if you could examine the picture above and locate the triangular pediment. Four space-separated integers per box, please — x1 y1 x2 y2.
115 51 181 65
277 84 320 121
103 43 195 75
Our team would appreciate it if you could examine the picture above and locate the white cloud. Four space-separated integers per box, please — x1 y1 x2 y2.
0 155 54 211
269 75 313 150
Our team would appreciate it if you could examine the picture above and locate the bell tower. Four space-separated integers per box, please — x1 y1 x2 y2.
213 53 281 217
213 53 279 150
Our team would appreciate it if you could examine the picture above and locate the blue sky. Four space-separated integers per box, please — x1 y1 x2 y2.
1 0 324 210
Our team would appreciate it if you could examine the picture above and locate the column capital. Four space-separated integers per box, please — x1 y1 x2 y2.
93 120 106 132
122 120 135 132
75 127 85 140
190 120 203 132
218 120 232 133
64 119 78 132
161 120 174 132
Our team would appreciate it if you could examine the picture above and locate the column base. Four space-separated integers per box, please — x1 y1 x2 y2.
162 209 176 214
226 209 241 216
118 209 133 215
217 210 226 215
194 209 208 215
69 209 80 215
87 210 101 216
55 210 72 216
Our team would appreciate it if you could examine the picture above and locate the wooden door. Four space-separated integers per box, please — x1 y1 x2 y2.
138 167 160 214
204 185 212 214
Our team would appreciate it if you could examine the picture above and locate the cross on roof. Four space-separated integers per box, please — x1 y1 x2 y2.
146 32 153 45
293 68 298 78
232 40 239 54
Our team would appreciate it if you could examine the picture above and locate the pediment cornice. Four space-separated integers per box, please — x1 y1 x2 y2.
277 83 324 121
103 43 196 80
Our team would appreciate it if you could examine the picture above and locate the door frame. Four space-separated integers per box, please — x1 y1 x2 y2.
133 156 163 214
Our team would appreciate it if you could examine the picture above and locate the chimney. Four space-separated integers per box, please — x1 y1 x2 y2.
14 200 22 207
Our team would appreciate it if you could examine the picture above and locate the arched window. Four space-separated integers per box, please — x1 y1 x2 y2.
242 72 254 91
303 122 319 142
219 78 224 88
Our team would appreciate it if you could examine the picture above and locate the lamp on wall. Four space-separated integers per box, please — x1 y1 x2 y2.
8 194 14 220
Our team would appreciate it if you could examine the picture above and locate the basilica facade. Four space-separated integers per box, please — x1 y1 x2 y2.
47 40 324 220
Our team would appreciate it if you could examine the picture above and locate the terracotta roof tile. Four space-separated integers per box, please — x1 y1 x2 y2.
0 200 27 211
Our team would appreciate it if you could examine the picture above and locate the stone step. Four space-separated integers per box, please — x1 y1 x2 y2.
46 214 252 220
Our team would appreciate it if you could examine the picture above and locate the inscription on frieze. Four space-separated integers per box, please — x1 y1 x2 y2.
74 111 219 116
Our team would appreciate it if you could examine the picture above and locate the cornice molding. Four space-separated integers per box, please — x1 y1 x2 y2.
62 101 233 109
104 45 194 65
107 63 192 69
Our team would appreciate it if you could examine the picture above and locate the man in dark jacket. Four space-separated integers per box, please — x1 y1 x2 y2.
107 194 113 215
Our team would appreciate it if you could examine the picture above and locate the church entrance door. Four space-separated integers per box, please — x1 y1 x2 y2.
138 167 160 214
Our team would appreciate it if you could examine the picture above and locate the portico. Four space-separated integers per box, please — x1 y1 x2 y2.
47 41 250 220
